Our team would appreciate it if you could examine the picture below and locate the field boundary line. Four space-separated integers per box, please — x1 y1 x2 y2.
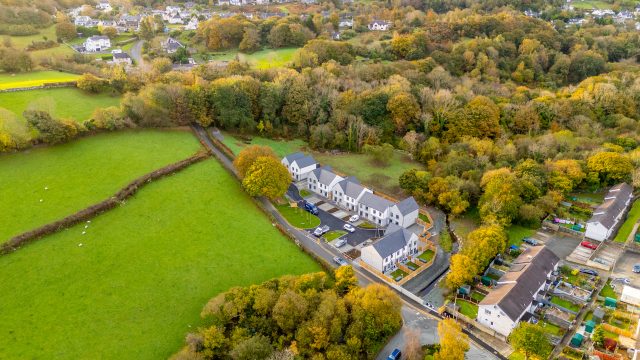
1 150 211 255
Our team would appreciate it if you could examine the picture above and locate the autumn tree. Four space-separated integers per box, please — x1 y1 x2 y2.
233 145 276 178
508 322 551 360
435 318 468 360
587 151 634 185
479 168 523 226
446 254 477 289
139 16 155 41
101 26 117 39
387 92 420 134
55 21 76 41
334 265 358 295
24 110 82 145
242 156 291 200
76 73 108 93
446 96 501 141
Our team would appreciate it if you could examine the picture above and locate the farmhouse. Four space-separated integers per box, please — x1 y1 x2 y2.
281 152 318 181
477 246 559 337
368 20 391 31
307 166 343 198
358 192 394 227
84 36 111 52
585 183 634 242
361 224 419 273
333 177 372 212
389 197 419 228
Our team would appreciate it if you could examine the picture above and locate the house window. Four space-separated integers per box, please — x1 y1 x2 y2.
485 309 491 315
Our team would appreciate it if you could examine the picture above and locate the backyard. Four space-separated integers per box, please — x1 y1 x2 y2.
0 130 202 242
456 299 479 319
550 296 581 313
613 200 640 243
417 249 435 263
276 203 321 229
0 87 121 122
0 71 81 90
599 280 617 299
506 224 536 247
0 158 321 360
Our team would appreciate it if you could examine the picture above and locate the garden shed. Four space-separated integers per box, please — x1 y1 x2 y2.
570 333 584 347
593 308 605 324
604 297 617 308
585 320 596 333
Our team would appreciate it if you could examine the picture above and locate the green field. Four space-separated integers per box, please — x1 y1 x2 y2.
2 25 57 49
0 158 321 359
571 0 614 9
0 131 202 242
0 71 81 90
614 200 640 243
221 131 307 158
201 47 298 69
0 87 121 122
506 224 536 248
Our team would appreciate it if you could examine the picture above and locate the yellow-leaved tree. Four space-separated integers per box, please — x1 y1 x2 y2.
435 318 468 360
242 156 291 200
233 145 277 178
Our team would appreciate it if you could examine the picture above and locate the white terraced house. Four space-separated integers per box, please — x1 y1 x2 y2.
358 192 394 227
585 183 633 241
307 166 343 198
281 153 318 181
361 224 419 273
332 177 372 212
389 197 419 228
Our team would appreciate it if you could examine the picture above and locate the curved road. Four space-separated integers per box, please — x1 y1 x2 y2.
130 40 144 65
192 125 507 360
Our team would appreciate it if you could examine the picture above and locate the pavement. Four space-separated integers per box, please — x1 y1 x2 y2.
612 251 640 287
193 125 507 360
376 306 500 360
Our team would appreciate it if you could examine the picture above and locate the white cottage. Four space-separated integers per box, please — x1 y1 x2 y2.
368 20 391 31
477 246 559 337
361 225 419 273
358 192 394 227
389 197 419 228
307 166 343 198
281 152 318 181
332 177 372 212
84 36 111 52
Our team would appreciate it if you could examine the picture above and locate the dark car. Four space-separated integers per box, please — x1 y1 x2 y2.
580 268 598 276
387 349 402 360
633 264 640 273
303 201 319 215
522 237 538 246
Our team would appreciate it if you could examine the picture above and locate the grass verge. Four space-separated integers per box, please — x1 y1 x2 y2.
324 230 346 242
613 200 640 243
276 204 320 229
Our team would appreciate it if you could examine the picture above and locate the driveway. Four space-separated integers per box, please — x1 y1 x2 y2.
376 306 500 360
612 251 640 288
287 185 382 247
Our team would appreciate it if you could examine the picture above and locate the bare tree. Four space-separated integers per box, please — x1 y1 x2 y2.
403 327 423 360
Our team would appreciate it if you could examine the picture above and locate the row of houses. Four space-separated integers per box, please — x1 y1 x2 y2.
585 183 633 242
282 152 420 228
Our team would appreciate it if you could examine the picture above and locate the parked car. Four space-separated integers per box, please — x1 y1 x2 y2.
363 239 373 246
633 264 640 273
334 239 346 248
522 237 538 246
387 349 402 360
580 268 599 276
313 225 330 237
303 201 319 215
349 214 359 223
580 241 598 250
343 224 355 233
333 256 348 266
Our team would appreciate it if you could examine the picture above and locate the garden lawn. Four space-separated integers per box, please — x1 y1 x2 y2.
0 158 320 360
0 87 121 122
0 71 81 90
324 230 346 241
506 224 536 248
550 296 581 312
457 299 478 319
417 249 434 263
470 291 486 302
390 269 408 279
0 130 202 242
539 321 563 336
613 200 640 243
276 204 320 229
599 281 617 299
418 213 430 224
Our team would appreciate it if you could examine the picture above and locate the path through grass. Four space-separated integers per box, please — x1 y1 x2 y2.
0 87 121 122
0 158 320 359
0 130 201 242
0 71 80 90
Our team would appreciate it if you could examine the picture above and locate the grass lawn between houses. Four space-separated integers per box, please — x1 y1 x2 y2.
0 87 121 123
0 71 81 90
0 158 321 360
550 296 581 312
417 249 434 263
324 230 347 242
457 299 479 319
600 280 617 299
390 268 407 279
276 203 321 229
0 130 202 242
613 200 640 243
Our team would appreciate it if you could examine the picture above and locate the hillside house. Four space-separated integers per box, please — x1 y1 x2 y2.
84 36 111 52
368 20 391 31
361 225 419 273
477 246 559 337
585 183 634 241
112 52 132 65
163 37 185 54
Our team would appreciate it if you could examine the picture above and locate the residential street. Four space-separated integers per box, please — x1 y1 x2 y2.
193 125 507 360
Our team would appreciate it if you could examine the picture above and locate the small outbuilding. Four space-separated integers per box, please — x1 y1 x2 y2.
593 308 605 324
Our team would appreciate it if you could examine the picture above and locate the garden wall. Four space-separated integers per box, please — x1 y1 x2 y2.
1 151 210 254
0 81 77 93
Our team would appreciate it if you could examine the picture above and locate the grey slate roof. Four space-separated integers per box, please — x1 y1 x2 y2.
283 152 305 164
480 246 559 322
359 192 394 212
311 166 340 186
88 35 110 41
588 183 633 229
371 227 413 258
113 52 130 59
291 155 317 169
394 197 419 215
335 177 368 199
